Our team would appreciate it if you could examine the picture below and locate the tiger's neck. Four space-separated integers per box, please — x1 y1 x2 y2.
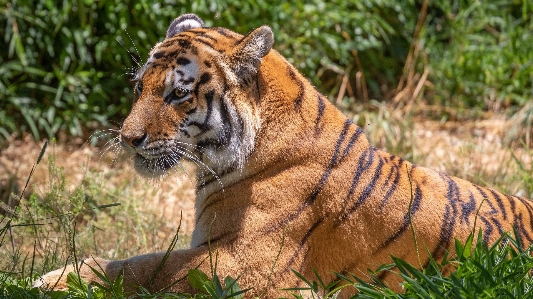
253 51 372 167
195 50 372 202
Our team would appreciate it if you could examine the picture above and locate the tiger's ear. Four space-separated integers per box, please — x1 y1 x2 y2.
227 26 274 81
166 14 204 38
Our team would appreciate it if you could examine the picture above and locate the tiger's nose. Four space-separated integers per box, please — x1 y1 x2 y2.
122 132 148 148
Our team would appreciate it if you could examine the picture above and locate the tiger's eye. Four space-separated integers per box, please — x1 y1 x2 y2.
174 89 188 98
136 81 143 94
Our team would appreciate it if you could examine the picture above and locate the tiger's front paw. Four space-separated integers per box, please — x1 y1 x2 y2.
33 257 110 290
32 264 74 290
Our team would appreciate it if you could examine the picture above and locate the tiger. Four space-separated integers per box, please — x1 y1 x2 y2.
35 13 533 298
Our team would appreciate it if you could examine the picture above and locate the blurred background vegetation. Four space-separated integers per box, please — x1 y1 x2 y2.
1 0 532 144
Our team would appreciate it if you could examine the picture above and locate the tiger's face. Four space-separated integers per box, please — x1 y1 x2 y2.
120 14 274 177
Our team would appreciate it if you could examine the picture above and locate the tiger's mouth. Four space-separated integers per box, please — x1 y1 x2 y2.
133 153 182 177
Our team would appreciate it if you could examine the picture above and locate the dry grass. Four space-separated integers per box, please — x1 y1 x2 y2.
0 136 195 275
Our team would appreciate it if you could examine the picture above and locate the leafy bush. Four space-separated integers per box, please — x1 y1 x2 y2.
1 0 417 141
1 0 532 142
424 0 533 116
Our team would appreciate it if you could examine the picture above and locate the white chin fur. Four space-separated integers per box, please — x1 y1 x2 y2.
133 155 167 178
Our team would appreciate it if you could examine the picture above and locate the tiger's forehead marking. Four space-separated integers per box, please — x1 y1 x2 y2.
163 57 198 97
134 28 242 88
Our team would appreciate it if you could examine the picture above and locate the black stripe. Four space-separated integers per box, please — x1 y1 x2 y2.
397 157 405 167
474 185 498 214
186 107 197 115
383 165 397 186
195 38 215 49
431 204 455 261
339 126 363 162
263 120 351 233
341 147 375 206
189 121 209 134
218 98 232 146
479 216 492 244
200 33 218 41
201 90 214 127
288 67 304 111
198 73 212 85
376 270 389 282
379 164 399 209
164 49 182 58
204 60 212 68
178 39 191 49
286 216 325 268
489 189 507 220
514 213 533 244
517 196 533 209
506 194 517 216
176 57 191 65
194 73 212 96
344 158 385 216
460 193 477 225
314 95 326 136
375 184 422 252
180 77 195 85
432 174 460 259
515 196 533 237
152 51 164 59
217 28 231 37
490 217 504 234
334 147 377 225
444 174 461 204
179 128 191 138
516 213 533 244
305 119 351 205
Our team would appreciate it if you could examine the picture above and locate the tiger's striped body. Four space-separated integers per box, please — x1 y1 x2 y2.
36 14 533 297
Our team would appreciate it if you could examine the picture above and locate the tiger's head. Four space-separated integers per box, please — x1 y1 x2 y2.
120 14 274 177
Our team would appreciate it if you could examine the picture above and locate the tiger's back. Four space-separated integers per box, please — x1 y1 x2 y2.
36 14 533 297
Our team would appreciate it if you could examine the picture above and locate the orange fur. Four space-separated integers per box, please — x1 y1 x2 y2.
36 14 533 298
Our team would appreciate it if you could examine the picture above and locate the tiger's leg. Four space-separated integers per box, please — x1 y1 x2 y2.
33 246 239 294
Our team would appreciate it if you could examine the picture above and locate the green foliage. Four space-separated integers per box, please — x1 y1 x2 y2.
187 269 248 299
283 268 344 299
2 0 531 141
1 0 417 141
424 0 533 115
287 231 533 299
511 145 533 200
